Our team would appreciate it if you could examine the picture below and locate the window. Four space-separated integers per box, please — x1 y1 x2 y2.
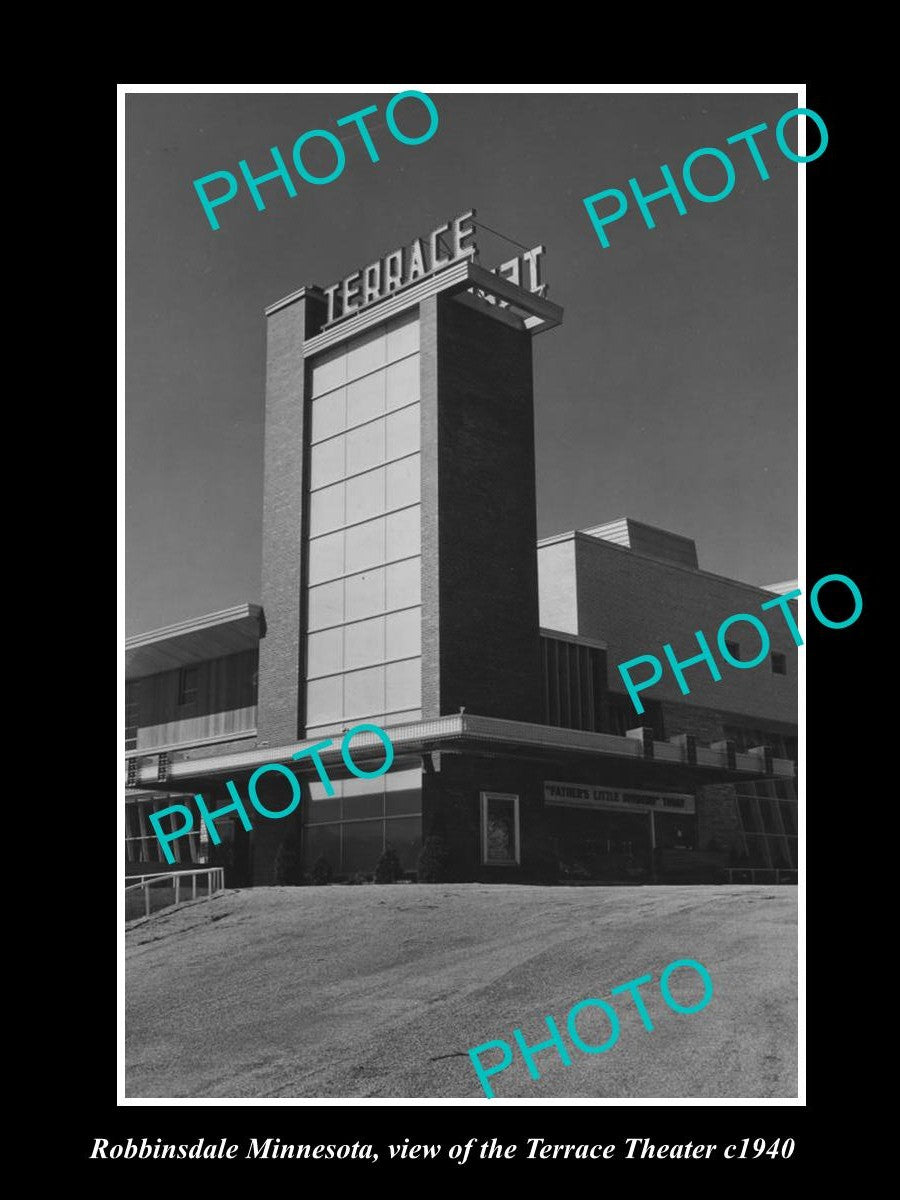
480 792 521 866
303 766 423 875
725 640 740 661
305 313 422 737
125 797 203 864
779 802 797 835
771 652 787 675
737 795 760 832
125 682 139 751
540 636 606 732
759 799 779 834
177 666 199 708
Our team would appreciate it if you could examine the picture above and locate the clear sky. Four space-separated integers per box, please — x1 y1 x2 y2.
125 89 798 636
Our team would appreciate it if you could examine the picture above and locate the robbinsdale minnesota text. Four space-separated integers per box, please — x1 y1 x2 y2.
91 1139 378 1160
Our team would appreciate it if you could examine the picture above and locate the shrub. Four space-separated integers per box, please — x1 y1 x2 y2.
311 856 333 886
417 835 451 883
346 870 370 886
274 832 304 886
374 844 403 884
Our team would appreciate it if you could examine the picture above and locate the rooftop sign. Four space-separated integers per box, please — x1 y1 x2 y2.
322 209 546 326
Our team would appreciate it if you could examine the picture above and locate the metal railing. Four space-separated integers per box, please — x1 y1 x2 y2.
724 867 797 885
125 867 225 920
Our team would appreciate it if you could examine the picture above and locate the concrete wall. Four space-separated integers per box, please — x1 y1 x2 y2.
539 533 798 725
583 518 699 569
537 538 579 636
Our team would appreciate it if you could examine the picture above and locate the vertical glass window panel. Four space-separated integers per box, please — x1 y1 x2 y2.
308 580 344 631
737 796 760 833
769 837 791 868
311 388 346 442
385 767 423 793
386 404 420 458
345 615 386 671
346 419 384 477
346 371 385 427
386 507 421 561
309 778 344 801
304 824 341 872
304 775 342 821
386 607 421 661
345 466 385 526
308 530 344 585
137 803 150 856
347 328 387 382
387 311 420 361
386 657 421 712
759 800 778 834
385 815 422 870
345 568 384 622
307 627 344 679
344 665 385 720
385 356 420 411
386 556 421 611
309 481 345 536
385 789 421 816
342 788 384 819
307 795 340 821
310 436 345 489
747 837 770 867
779 803 797 834
343 774 384 797
306 675 344 724
343 820 385 874
311 349 346 397
385 454 420 511
345 517 385 574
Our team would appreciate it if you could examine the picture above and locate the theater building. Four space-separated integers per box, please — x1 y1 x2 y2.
125 212 798 886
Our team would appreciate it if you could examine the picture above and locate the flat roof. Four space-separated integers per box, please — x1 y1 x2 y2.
537 529 794 603
129 711 794 789
125 603 265 680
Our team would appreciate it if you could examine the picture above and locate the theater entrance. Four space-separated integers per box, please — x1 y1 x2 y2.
552 807 653 881
543 779 698 883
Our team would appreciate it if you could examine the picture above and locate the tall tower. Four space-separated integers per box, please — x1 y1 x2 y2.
254 212 563 881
